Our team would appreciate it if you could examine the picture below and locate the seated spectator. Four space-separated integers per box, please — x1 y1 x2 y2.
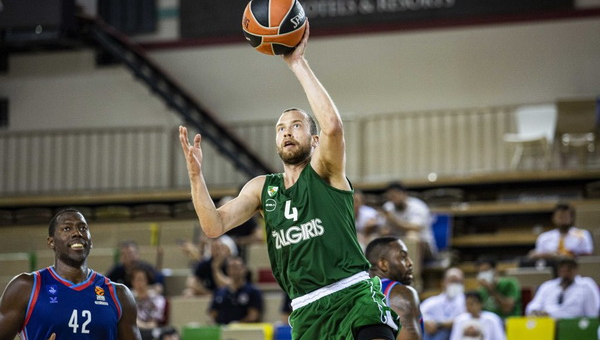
210 256 263 325
529 203 594 260
450 291 505 340
476 256 520 319
421 267 467 340
381 182 438 260
130 266 167 340
106 240 164 292
525 257 600 318
183 235 237 296
354 190 383 249
218 195 265 261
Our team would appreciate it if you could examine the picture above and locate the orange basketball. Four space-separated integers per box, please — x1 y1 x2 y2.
242 0 307 55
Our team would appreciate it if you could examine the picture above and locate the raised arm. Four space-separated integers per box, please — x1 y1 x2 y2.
116 284 142 340
179 126 264 238
0 274 33 340
282 23 349 190
389 285 423 340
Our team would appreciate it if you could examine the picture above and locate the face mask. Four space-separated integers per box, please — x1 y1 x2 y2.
446 283 464 299
477 270 495 284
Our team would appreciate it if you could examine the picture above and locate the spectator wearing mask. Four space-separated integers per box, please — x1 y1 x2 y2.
526 257 600 318
476 256 520 319
450 291 505 340
421 268 467 340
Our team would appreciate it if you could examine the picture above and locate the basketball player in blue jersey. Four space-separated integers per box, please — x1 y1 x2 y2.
0 209 141 340
180 22 398 340
366 237 424 340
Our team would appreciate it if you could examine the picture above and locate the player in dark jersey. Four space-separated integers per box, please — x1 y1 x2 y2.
366 236 424 340
0 208 141 340
179 22 396 340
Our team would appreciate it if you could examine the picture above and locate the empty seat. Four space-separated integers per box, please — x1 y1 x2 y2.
506 316 555 340
422 188 464 206
95 205 132 220
163 270 190 297
274 324 292 340
577 256 600 284
246 243 271 281
0 209 14 225
169 296 212 330
556 97 598 166
14 207 53 225
505 267 553 291
556 317 599 340
0 253 31 276
181 325 220 340
503 104 557 169
132 204 172 220
222 323 273 340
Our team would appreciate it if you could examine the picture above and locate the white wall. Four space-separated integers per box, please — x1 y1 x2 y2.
1 17 599 130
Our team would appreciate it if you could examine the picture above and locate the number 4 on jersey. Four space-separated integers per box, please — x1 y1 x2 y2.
69 309 91 334
284 200 298 221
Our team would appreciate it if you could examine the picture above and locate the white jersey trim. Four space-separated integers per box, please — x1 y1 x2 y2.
291 271 369 310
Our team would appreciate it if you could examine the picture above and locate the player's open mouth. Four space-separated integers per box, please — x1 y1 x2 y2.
70 243 85 250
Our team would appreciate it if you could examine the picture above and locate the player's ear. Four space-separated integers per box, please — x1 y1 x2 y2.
378 258 389 272
311 135 319 147
47 236 55 249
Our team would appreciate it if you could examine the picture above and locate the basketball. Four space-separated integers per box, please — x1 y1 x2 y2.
242 0 307 55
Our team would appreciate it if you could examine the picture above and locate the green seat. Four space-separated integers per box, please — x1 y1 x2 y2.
556 317 599 340
181 325 221 340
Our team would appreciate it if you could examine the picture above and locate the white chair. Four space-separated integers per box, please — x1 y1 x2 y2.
556 98 598 166
503 104 557 169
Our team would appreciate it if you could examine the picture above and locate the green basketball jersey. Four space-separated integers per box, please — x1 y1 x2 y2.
261 164 369 299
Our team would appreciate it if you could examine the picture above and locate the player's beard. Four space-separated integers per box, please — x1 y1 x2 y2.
277 139 312 165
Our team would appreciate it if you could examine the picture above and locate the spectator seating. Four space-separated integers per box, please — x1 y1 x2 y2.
221 323 273 340
169 296 212 330
274 324 293 340
505 267 553 290
181 325 220 340
577 256 600 284
163 270 189 297
0 252 31 277
556 317 600 340
506 316 555 340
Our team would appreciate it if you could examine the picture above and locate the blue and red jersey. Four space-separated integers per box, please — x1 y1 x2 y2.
380 278 425 334
20 267 122 340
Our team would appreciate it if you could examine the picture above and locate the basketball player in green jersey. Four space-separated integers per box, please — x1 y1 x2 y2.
179 23 398 340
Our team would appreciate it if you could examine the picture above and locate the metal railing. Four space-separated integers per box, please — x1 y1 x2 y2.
2 105 568 196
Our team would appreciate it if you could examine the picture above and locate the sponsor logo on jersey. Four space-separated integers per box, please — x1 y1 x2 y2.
49 297 58 304
95 286 106 302
267 186 279 197
272 218 324 249
265 198 277 212
47 285 57 295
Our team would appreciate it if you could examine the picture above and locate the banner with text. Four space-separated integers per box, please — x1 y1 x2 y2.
180 0 574 39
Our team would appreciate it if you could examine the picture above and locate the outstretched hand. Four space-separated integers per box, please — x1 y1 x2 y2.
283 20 310 66
179 126 203 177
